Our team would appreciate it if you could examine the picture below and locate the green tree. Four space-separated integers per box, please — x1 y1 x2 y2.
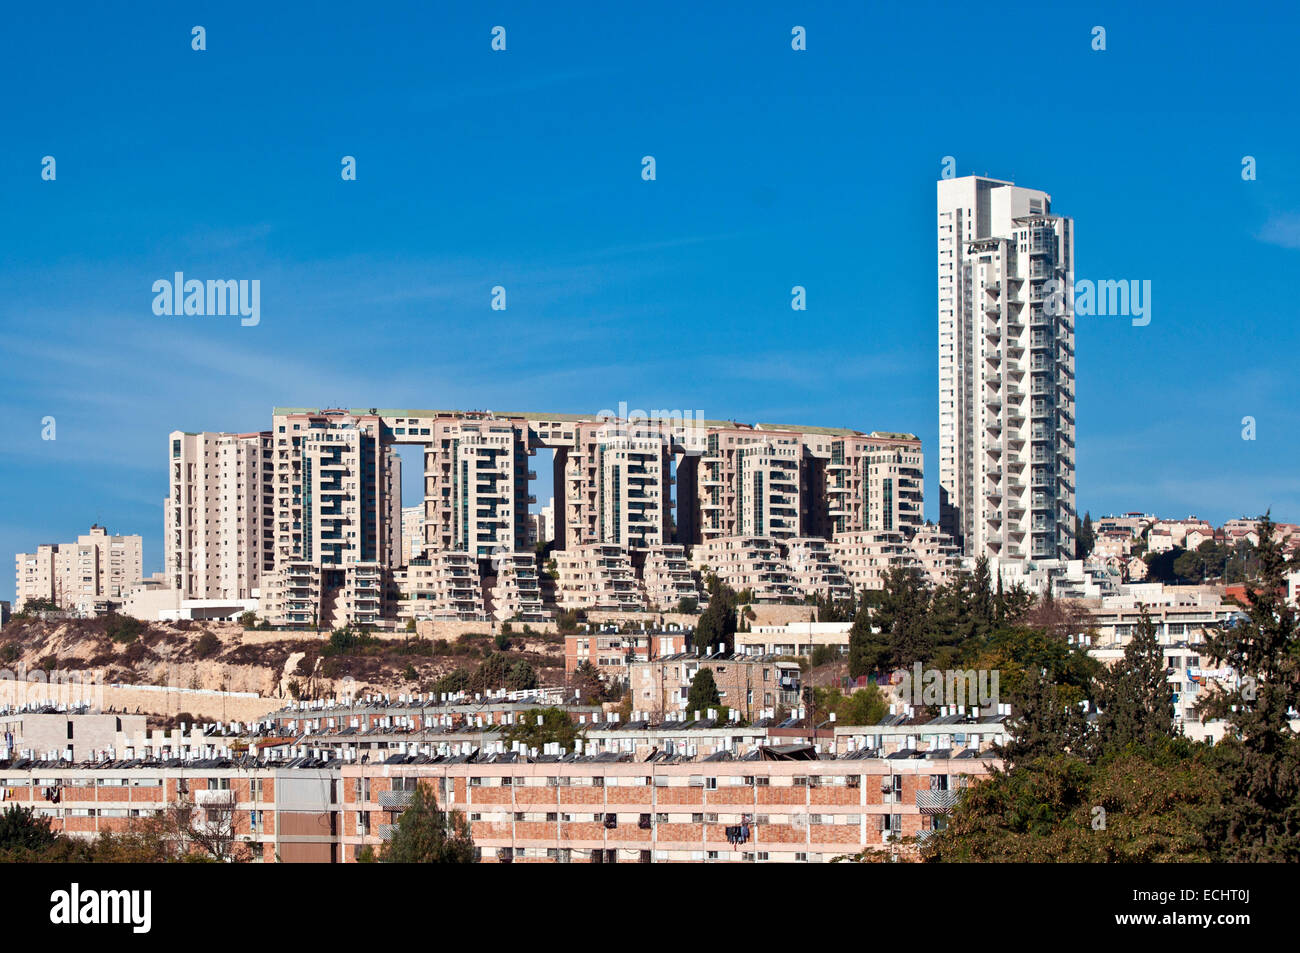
997 667 1090 769
847 600 887 678
872 566 934 669
379 783 476 863
685 667 721 716
1075 511 1095 559
570 660 607 703
505 659 537 692
1195 513 1300 861
815 684 888 726
1094 606 1175 753
924 739 1223 862
433 668 470 696
504 707 581 751
694 577 738 651
0 805 58 854
467 653 511 693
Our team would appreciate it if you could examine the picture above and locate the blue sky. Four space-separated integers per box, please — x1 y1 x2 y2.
2 1 1298 602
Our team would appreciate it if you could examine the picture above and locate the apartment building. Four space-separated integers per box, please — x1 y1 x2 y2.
908 526 963 586
422 415 534 558
698 430 807 543
641 544 702 611
562 421 672 552
938 175 1076 562
0 757 339 862
155 406 940 627
564 629 690 684
14 525 143 614
1094 513 1156 538
539 499 555 545
400 504 424 565
0 711 147 762
397 552 485 622
826 434 924 537
832 531 918 591
1081 588 1248 742
166 430 274 600
486 552 548 623
262 410 401 628
735 621 853 658
553 544 646 612
629 653 802 719
782 537 852 602
691 536 799 603
341 749 995 863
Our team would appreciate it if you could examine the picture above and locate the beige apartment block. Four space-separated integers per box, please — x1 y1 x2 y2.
560 421 672 552
397 551 485 622
831 531 921 592
264 560 319 628
14 525 143 613
908 526 962 586
400 504 424 566
486 552 549 623
166 430 274 600
553 544 646 612
826 434 924 537
264 559 391 630
263 410 401 627
691 536 799 603
781 537 852 602
641 544 701 611
735 621 853 657
937 175 1076 562
539 498 555 544
698 429 809 542
422 415 535 558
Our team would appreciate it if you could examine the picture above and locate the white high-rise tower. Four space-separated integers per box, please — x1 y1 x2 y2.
937 175 1075 562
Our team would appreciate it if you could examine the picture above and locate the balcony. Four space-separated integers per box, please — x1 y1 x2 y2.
379 790 414 809
920 790 961 811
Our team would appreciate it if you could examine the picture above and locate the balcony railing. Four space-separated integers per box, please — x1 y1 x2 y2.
378 790 414 809
916 790 959 813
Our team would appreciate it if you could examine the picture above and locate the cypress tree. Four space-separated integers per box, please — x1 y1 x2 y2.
1095 606 1176 752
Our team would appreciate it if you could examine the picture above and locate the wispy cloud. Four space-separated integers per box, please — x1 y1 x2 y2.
1257 212 1300 249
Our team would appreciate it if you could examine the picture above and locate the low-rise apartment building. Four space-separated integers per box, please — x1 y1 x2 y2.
564 630 690 684
782 537 852 602
487 553 548 622
0 757 338 862
641 545 701 610
735 621 853 658
628 653 802 720
553 544 645 612
14 525 143 614
831 531 917 591
397 552 485 622
692 536 799 602
340 748 996 863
